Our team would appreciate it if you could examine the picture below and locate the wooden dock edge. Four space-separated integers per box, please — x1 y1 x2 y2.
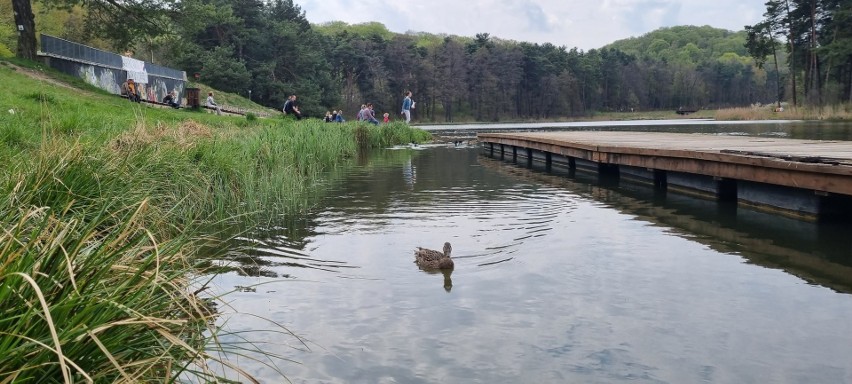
478 132 852 222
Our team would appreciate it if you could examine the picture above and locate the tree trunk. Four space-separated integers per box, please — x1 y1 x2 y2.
12 0 37 60
772 40 782 108
825 28 837 87
809 0 820 103
784 0 798 107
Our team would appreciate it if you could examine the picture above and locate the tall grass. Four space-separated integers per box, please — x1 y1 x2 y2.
0 59 432 381
715 103 852 120
353 122 432 148
0 178 216 382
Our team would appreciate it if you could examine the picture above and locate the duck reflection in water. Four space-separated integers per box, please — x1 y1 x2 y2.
414 242 455 292
416 263 454 292
442 269 453 292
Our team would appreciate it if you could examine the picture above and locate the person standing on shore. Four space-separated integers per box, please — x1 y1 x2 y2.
401 91 413 123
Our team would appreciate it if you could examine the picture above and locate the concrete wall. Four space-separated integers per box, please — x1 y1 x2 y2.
43 57 186 104
38 35 186 104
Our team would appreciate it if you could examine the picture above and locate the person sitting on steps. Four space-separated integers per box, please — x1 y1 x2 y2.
123 79 140 102
206 92 222 115
163 90 180 109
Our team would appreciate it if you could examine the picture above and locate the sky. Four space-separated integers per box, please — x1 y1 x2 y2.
295 0 769 50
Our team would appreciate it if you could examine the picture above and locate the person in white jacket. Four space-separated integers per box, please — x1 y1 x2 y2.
206 92 222 115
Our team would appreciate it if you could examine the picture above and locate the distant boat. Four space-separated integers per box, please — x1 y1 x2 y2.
676 107 699 115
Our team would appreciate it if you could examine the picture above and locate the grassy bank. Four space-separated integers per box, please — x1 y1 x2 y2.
715 103 852 120
414 104 852 124
414 109 716 126
184 80 279 116
0 59 429 382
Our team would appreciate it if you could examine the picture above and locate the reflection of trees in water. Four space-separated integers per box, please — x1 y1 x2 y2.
209 149 427 277
203 214 360 278
478 154 852 294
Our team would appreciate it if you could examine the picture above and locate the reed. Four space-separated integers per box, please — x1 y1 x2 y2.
0 59 432 381
354 122 432 148
715 103 852 121
0 131 243 381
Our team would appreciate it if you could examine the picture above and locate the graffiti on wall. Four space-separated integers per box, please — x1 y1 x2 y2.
46 58 186 104
78 65 120 94
39 35 187 104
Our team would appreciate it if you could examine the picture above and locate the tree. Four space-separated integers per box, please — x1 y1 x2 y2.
778 0 799 106
13 0 171 59
820 0 852 101
746 21 784 107
434 38 467 122
11 0 36 59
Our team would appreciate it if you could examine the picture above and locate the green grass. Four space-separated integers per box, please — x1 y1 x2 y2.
0 58 432 382
185 80 278 116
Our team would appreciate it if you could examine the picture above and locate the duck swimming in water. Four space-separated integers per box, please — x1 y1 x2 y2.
415 242 454 269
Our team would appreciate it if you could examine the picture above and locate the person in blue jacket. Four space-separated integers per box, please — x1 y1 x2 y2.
401 91 413 123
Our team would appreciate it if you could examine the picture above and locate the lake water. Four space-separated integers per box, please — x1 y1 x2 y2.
209 121 852 383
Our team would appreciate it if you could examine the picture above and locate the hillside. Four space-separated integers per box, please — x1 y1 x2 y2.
605 25 750 64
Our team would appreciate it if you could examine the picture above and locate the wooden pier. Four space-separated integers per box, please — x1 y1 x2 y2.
478 131 852 220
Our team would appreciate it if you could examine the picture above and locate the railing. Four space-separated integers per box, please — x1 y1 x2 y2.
40 34 186 81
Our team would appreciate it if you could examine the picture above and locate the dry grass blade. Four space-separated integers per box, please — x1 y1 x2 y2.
86 331 132 382
11 272 73 383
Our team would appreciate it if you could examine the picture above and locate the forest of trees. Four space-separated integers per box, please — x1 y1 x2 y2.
745 0 852 107
3 0 851 121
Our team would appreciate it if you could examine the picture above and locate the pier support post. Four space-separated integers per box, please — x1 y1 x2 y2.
819 193 852 222
654 170 667 190
526 148 533 168
598 163 619 176
717 178 737 202
545 152 552 171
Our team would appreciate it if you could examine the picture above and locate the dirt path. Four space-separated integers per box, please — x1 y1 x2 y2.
5 62 94 95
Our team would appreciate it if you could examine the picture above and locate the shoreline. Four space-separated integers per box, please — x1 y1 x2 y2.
412 104 852 126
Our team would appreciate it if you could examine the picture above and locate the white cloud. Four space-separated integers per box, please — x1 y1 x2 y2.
296 0 767 49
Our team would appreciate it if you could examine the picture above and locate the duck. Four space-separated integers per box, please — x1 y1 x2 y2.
415 242 454 269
